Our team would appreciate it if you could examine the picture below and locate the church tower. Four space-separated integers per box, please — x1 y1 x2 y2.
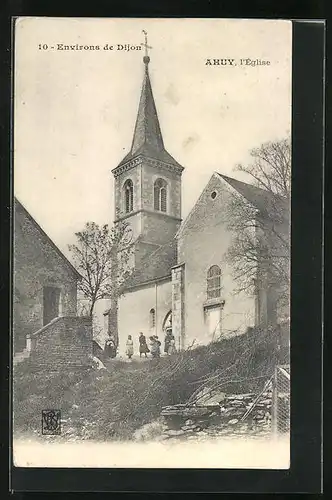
112 48 184 268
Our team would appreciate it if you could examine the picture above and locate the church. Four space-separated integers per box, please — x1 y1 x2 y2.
105 52 289 355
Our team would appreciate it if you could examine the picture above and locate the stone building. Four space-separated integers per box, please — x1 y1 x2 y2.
173 172 289 349
105 54 289 355
13 198 82 354
106 53 183 353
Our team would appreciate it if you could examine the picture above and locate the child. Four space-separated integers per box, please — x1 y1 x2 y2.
149 336 160 358
154 336 161 357
168 337 176 355
125 335 134 360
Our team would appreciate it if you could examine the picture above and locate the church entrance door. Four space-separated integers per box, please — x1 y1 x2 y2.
162 310 178 350
206 306 221 341
43 286 61 325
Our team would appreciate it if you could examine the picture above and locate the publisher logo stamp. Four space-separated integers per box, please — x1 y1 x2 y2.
41 410 61 435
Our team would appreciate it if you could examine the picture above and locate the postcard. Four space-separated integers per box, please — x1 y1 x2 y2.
13 17 291 469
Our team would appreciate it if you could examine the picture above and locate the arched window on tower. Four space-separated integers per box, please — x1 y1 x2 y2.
154 178 167 213
123 179 133 213
207 265 222 299
150 308 156 328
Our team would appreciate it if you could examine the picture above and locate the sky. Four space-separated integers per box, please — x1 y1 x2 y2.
14 18 292 258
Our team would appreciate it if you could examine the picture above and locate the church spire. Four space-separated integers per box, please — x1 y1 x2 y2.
130 32 164 156
115 32 184 170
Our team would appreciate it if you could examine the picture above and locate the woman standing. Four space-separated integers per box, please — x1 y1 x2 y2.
138 332 149 358
125 335 134 360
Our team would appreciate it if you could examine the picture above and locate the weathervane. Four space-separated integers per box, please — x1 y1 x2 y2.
141 30 152 65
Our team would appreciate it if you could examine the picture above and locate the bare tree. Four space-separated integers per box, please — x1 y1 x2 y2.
237 138 291 199
68 221 133 317
225 138 291 316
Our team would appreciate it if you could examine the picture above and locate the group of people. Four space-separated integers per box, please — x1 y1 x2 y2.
125 331 176 360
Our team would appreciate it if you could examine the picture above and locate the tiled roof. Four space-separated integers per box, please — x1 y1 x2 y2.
122 238 177 290
217 173 289 218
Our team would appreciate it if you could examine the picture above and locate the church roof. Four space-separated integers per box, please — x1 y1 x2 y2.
176 171 289 240
216 173 289 218
115 57 183 170
14 197 82 280
122 237 177 290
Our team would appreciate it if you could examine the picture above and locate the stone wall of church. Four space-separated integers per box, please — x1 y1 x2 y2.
117 278 172 355
141 212 181 246
14 204 78 353
171 263 185 349
113 161 182 253
141 163 182 218
113 166 142 218
177 176 255 348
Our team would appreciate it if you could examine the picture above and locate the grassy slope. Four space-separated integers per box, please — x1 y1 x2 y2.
13 328 288 441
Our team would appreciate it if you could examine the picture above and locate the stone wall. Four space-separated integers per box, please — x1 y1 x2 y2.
114 167 141 218
141 163 182 219
171 263 185 349
177 175 255 346
29 316 93 371
14 200 79 352
141 211 181 247
160 388 273 442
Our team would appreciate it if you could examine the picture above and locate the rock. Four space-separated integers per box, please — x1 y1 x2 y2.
228 419 239 425
165 429 186 437
193 426 203 432
161 406 214 418
227 400 245 407
181 425 195 432
227 411 244 418
185 419 194 426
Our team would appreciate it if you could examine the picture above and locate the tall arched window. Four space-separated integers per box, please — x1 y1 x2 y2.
207 265 222 299
154 178 167 212
123 179 133 213
150 308 156 328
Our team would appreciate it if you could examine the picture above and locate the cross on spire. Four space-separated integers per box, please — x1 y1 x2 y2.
141 30 152 65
